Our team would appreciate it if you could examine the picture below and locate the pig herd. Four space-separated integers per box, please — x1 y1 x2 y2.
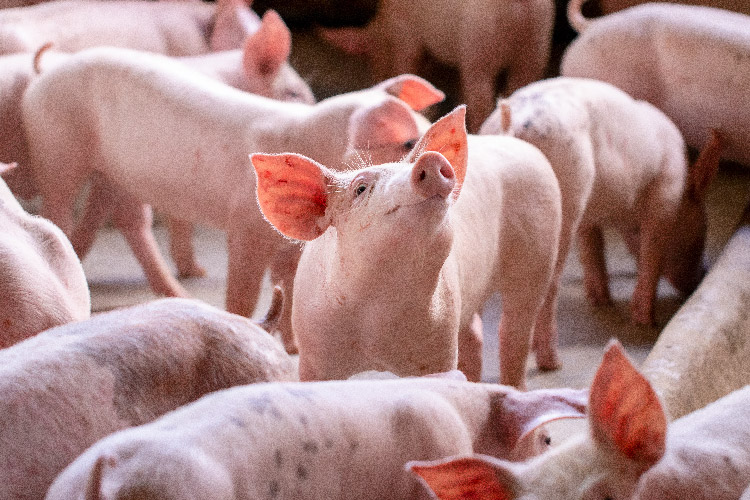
0 0 749 498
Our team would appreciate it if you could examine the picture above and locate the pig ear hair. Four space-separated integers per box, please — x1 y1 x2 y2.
407 455 516 500
504 387 588 447
688 128 723 203
250 153 335 241
378 74 446 112
0 162 18 177
243 10 291 77
589 340 667 469
406 106 468 199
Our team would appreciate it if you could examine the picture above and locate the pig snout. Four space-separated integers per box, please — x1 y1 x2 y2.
411 152 456 200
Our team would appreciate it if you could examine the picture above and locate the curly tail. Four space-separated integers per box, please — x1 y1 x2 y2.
32 41 54 74
567 0 592 33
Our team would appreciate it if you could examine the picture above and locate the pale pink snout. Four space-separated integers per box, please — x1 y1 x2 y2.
411 151 456 199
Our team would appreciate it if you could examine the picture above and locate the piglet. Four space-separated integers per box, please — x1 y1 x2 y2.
45 376 586 500
0 161 89 348
479 77 721 326
409 340 750 500
0 296 295 500
561 0 750 166
319 0 554 132
21 45 444 349
252 106 561 388
0 0 257 56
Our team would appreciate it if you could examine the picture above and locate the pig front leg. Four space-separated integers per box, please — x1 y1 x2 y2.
577 224 612 307
225 226 278 319
497 308 535 390
110 196 188 298
457 313 484 382
269 243 302 354
167 218 206 279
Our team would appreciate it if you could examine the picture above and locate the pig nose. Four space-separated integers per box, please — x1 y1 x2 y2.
411 151 456 199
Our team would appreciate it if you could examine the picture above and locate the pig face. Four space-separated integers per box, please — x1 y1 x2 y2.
251 107 468 266
240 10 315 104
408 341 668 500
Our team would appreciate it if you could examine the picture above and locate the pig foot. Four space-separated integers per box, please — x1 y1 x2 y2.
630 288 656 326
533 332 562 372
457 313 484 382
168 218 206 279
533 278 563 372
498 314 531 391
584 281 613 308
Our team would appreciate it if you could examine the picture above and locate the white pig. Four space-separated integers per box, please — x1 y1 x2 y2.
409 340 750 500
0 161 89 348
0 0 257 55
21 45 445 345
319 0 554 132
45 376 587 500
561 0 750 166
0 296 295 500
479 77 721 326
251 106 562 388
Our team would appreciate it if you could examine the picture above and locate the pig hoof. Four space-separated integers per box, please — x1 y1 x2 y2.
282 340 299 355
177 265 207 279
535 355 562 372
585 289 612 308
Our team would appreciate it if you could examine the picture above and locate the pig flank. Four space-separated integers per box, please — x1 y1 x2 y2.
409 341 750 500
252 107 562 388
561 0 750 166
0 162 89 348
21 46 445 352
479 77 720 326
0 298 295 500
45 377 587 500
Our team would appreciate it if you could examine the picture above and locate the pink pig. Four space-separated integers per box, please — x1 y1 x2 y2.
409 340 750 500
479 77 721 326
0 296 295 500
561 0 750 166
0 0 259 55
21 45 444 350
251 106 562 388
46 376 586 500
0 161 89 348
319 0 554 132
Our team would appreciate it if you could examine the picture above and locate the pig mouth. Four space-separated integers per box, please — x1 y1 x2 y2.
384 195 448 216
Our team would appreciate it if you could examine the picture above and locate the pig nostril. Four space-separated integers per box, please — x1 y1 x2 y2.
440 165 454 180
419 170 426 181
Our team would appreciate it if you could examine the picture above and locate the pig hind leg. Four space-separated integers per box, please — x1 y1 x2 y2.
168 218 206 279
577 224 612 307
225 226 279 318
458 313 484 382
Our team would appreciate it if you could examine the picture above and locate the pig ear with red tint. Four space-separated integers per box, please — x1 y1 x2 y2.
407 455 517 500
688 128 723 203
243 10 291 77
378 74 446 111
250 153 335 241
0 161 18 176
589 340 667 469
407 106 468 199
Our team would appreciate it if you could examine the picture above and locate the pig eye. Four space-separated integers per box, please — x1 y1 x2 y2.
354 183 368 197
402 138 417 151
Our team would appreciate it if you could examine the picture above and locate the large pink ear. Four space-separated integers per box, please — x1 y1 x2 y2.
589 340 667 469
250 153 334 241
0 161 17 176
688 128 723 203
210 0 261 52
499 388 588 447
316 26 372 55
348 99 421 151
377 74 445 111
407 106 468 199
243 10 291 77
408 455 515 500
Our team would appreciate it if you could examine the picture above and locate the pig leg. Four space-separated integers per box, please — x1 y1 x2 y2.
458 313 484 382
269 243 302 354
110 196 188 298
225 226 278 318
70 174 117 259
577 224 612 307
167 218 206 278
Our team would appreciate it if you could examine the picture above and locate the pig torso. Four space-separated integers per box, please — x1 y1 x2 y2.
561 3 750 165
46 379 535 500
0 298 295 500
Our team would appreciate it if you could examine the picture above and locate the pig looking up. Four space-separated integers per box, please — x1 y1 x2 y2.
46 376 587 500
409 340 750 500
252 106 562 388
0 161 89 348
479 77 721 326
319 0 554 132
0 0 259 56
561 0 750 166
0 297 295 500
21 45 444 347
